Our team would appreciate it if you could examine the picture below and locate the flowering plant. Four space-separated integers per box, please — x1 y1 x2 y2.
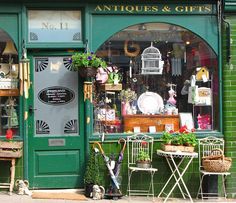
71 52 107 69
118 88 137 102
5 129 13 141
161 125 197 147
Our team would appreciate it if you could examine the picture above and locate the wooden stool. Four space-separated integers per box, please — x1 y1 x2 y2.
0 157 16 195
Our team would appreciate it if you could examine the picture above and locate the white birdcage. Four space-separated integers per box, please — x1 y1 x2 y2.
141 42 164 75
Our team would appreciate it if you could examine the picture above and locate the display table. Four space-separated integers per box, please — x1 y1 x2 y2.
0 141 23 195
0 157 16 195
156 150 198 203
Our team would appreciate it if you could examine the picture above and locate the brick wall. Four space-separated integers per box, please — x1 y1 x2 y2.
223 16 236 198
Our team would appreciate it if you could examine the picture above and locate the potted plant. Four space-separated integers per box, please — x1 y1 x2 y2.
84 148 101 197
136 150 151 168
71 52 107 78
118 88 137 116
161 131 174 145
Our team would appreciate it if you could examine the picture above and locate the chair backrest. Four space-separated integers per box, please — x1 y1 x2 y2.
127 133 154 167
198 136 224 170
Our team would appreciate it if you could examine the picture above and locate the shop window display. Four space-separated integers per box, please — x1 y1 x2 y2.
0 35 19 138
93 23 218 134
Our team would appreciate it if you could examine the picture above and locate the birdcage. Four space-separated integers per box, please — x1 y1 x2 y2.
141 42 164 75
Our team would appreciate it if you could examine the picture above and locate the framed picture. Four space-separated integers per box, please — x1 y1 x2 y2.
149 126 156 133
133 126 141 133
165 124 174 132
179 113 194 130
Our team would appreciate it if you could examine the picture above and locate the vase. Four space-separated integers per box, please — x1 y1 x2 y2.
121 101 131 116
78 67 97 78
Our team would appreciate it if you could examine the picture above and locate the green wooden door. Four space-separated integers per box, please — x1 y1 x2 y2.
27 55 85 189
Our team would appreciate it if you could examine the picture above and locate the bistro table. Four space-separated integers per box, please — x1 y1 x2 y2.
157 149 198 203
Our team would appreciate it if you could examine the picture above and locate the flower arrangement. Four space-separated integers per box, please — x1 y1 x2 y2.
71 52 107 69
161 125 197 147
118 88 137 102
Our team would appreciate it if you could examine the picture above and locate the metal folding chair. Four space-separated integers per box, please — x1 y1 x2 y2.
196 136 231 199
127 133 158 200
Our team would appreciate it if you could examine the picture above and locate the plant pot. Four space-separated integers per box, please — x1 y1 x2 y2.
84 183 94 197
136 161 151 168
78 67 97 78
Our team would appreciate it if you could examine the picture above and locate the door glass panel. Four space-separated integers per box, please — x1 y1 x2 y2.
34 57 78 136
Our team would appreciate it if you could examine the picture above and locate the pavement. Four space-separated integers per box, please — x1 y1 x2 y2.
0 190 236 203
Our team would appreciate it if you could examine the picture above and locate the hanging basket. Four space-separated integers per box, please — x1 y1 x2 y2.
202 148 232 172
78 67 98 78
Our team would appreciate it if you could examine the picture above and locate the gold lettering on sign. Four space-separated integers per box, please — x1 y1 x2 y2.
94 5 212 13
175 6 212 13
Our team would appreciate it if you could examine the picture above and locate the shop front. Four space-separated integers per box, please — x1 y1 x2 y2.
0 0 233 198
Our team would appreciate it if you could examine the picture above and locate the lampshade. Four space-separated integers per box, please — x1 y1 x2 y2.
2 41 18 55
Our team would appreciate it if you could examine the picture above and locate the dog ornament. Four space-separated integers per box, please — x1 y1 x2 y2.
92 184 105 200
15 179 32 196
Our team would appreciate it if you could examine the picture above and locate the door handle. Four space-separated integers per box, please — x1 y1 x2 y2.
29 105 37 114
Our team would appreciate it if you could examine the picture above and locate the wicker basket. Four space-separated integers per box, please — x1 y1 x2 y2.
78 67 97 78
202 148 232 172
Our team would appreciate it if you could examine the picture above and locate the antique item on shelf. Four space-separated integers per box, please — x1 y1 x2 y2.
196 66 209 81
197 114 211 130
167 83 177 106
124 40 140 57
83 81 93 102
141 42 164 75
4 97 18 127
197 87 211 105
119 88 137 116
0 78 18 89
137 91 164 115
96 67 108 83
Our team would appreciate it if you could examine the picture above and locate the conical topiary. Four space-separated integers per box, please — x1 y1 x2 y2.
84 148 101 197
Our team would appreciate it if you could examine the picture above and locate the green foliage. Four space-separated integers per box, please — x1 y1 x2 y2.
161 131 173 144
84 149 101 185
136 150 151 162
161 125 197 147
72 52 107 69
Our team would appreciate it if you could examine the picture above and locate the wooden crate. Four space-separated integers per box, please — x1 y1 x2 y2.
0 141 23 158
123 114 179 132
161 144 195 153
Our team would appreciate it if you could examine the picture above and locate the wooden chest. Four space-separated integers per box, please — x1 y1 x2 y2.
123 115 179 133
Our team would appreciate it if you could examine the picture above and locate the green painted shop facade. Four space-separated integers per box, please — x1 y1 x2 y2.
0 0 235 198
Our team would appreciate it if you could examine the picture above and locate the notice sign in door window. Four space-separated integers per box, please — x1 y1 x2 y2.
28 10 82 42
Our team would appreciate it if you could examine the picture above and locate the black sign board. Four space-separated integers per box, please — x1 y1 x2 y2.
38 86 75 105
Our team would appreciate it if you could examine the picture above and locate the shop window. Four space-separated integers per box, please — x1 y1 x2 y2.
0 30 19 139
93 23 218 134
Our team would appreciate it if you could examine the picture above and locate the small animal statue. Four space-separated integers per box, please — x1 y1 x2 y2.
92 184 105 200
15 179 32 196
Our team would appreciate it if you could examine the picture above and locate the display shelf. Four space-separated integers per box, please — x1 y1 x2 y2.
193 74 213 130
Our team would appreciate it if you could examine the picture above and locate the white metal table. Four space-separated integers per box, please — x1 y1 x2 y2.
157 149 198 203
